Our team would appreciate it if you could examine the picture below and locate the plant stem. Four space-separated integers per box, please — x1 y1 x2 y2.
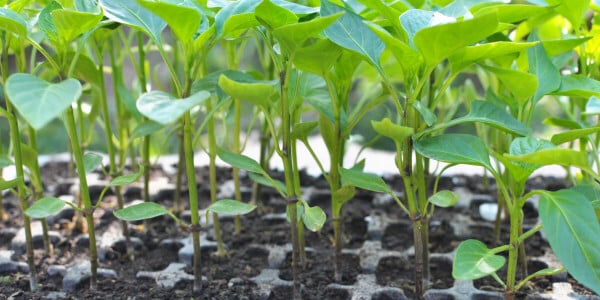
65 107 98 290
175 132 184 214
137 33 151 205
505 201 522 300
206 99 227 256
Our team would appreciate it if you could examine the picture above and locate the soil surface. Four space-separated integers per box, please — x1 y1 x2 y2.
0 161 597 299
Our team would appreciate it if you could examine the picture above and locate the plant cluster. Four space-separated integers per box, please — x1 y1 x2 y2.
0 0 600 299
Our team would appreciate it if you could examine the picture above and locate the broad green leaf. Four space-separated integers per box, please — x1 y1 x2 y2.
528 35 561 102
505 148 588 170
449 42 536 71
585 96 600 115
272 13 342 55
321 0 384 69
99 0 166 42
214 0 260 38
452 239 506 280
293 39 343 75
428 190 459 207
131 121 163 139
339 167 391 193
302 204 326 232
271 0 317 15
25 197 66 219
502 136 555 183
136 90 210 125
291 121 318 141
412 100 436 126
108 166 144 187
539 189 600 295
400 9 439 47
139 0 201 42
206 200 256 216
0 7 27 36
481 66 538 104
509 136 555 156
474 4 550 23
192 70 254 95
5 74 82 130
371 118 413 145
368 23 422 77
83 152 103 173
217 148 265 174
114 202 170 221
456 100 530 136
333 185 356 207
414 134 494 171
413 11 498 67
247 172 287 196
39 1 61 42
52 8 103 44
552 75 600 98
255 0 297 30
542 37 591 57
547 0 588 29
218 75 275 108
551 127 600 145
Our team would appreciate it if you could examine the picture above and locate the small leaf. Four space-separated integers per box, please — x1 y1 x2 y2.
412 100 436 126
131 121 163 139
333 185 356 207
414 134 493 171
255 0 298 29
293 38 343 74
546 0 588 29
25 197 66 219
139 0 202 43
247 172 287 196
449 42 536 71
528 35 561 102
214 0 260 39
206 200 256 216
539 189 600 295
272 12 342 54
552 75 600 98
481 66 538 104
218 75 275 108
99 0 166 42
428 190 459 208
108 166 144 187
137 90 210 125
302 204 326 232
551 127 600 145
452 239 506 280
0 7 28 36
371 118 414 145
5 74 82 130
217 148 265 174
113 202 170 221
292 121 318 141
52 8 103 44
83 152 103 173
339 167 391 193
505 148 588 170
542 37 591 57
457 100 530 136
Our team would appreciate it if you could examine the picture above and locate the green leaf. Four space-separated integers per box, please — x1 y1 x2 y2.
457 100 530 136
371 118 413 145
293 38 343 74
546 0 588 29
302 204 326 232
449 42 536 71
5 74 82 130
505 148 589 170
539 189 600 295
543 117 582 129
291 121 318 141
321 0 384 69
108 166 143 187
412 100 436 126
139 0 201 43
333 185 356 207
99 0 166 42
414 134 494 171
0 7 28 36
255 0 298 30
114 202 170 221
452 239 506 280
542 37 591 57
551 127 600 145
131 121 163 139
428 190 459 208
339 167 391 193
273 13 342 55
25 197 66 219
83 152 103 173
217 148 265 174
39 1 62 42
214 0 260 39
206 200 256 216
52 8 103 44
481 65 538 104
552 75 600 98
474 4 551 24
218 75 275 108
412 11 498 67
528 36 561 102
247 172 287 196
369 23 422 77
136 90 210 125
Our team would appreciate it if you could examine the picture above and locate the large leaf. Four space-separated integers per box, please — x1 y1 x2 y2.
369 23 422 77
449 42 536 71
25 197 67 219
52 8 103 44
339 167 391 194
0 7 28 36
414 134 494 171
136 90 210 125
552 75 600 98
206 200 256 216
546 0 588 29
321 0 384 70
5 74 82 130
214 0 260 38
474 4 550 23
255 0 297 30
139 0 202 42
539 189 600 295
412 11 498 67
542 37 591 57
114 202 171 221
218 75 275 108
99 0 166 42
272 13 342 55
505 148 588 170
452 239 506 280
482 65 538 104
454 100 530 136
551 127 600 145
293 39 343 75
528 35 561 102
217 148 265 174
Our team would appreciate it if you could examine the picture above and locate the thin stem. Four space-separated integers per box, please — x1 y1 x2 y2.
184 111 202 295
207 98 227 256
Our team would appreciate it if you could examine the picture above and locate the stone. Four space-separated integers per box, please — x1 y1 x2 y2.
137 262 196 289
0 250 28 273
63 260 118 292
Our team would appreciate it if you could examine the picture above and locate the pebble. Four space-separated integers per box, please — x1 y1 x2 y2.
63 260 118 292
136 262 195 289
